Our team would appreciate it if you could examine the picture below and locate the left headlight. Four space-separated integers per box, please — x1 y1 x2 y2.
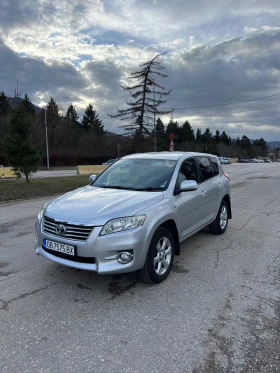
38 202 49 221
100 215 146 236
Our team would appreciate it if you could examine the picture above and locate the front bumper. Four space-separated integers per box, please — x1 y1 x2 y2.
34 218 150 274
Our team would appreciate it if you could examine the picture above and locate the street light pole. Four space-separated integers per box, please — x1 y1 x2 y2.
45 109 50 168
154 85 157 152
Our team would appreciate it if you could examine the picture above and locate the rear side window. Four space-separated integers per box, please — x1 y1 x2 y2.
210 157 219 176
197 157 218 182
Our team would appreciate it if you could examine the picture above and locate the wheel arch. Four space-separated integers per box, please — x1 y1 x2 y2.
159 219 180 255
222 194 232 219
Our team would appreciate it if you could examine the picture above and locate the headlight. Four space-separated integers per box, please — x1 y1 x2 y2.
100 215 146 236
38 202 49 220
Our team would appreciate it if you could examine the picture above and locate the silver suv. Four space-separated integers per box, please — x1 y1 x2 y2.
35 152 231 284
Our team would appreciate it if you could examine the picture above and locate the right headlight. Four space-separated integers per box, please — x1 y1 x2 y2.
100 215 146 236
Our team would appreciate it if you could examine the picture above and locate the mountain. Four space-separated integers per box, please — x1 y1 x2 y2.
267 141 280 148
7 97 41 114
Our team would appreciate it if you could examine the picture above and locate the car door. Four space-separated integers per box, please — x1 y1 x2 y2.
196 156 221 224
174 157 208 239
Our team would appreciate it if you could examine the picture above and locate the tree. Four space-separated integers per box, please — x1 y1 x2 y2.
180 120 195 143
22 94 35 115
109 53 173 152
220 131 231 145
196 128 202 143
155 118 165 138
66 104 79 125
45 97 61 161
4 101 40 182
0 92 11 163
240 135 252 158
82 104 104 134
214 130 221 143
201 127 213 152
0 91 11 116
154 117 166 150
47 97 59 115
253 138 268 153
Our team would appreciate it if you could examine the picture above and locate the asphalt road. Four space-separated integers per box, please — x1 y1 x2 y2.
0 163 279 373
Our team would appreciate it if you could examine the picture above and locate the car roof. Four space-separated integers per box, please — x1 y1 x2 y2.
122 151 218 161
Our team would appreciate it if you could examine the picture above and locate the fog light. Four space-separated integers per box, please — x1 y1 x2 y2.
117 252 133 264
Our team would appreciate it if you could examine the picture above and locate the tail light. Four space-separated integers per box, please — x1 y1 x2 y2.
224 173 229 179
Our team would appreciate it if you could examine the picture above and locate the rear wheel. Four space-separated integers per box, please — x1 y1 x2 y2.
209 200 229 235
139 227 175 284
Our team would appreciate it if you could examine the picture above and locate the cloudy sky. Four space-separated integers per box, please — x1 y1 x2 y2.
1 0 280 141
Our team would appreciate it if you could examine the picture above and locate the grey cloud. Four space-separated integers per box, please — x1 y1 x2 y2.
0 38 87 108
0 0 40 34
161 29 280 139
84 60 122 92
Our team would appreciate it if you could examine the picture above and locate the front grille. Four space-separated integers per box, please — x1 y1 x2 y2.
43 216 94 241
42 247 96 263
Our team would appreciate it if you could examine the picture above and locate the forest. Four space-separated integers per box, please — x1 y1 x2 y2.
0 91 270 168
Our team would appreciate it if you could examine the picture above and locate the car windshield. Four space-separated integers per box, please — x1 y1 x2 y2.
93 158 177 191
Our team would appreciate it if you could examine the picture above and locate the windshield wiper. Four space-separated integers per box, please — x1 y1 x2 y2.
98 185 137 190
135 187 163 191
101 185 122 189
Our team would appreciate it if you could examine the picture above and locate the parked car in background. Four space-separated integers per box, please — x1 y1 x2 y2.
251 159 265 163
218 157 232 164
35 152 231 284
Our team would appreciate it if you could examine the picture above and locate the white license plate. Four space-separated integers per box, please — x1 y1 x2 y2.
43 239 75 256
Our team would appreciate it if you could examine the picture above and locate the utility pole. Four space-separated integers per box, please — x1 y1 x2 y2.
45 109 50 168
154 85 157 152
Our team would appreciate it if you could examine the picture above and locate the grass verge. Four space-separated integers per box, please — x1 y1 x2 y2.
0 175 90 203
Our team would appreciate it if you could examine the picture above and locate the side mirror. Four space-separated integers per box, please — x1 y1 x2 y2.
89 174 97 183
180 180 198 192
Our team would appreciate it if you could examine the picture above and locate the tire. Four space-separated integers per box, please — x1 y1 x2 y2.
209 200 229 235
139 227 175 284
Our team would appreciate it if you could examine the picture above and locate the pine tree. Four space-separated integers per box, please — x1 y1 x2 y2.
66 104 79 125
155 118 166 151
4 101 40 182
196 128 202 143
253 138 268 153
155 118 165 137
45 97 61 159
22 94 35 115
0 92 11 116
82 104 104 134
220 131 231 145
47 97 59 115
109 54 173 152
214 130 221 143
181 120 195 143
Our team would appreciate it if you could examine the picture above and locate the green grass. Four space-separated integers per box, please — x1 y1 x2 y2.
0 175 90 203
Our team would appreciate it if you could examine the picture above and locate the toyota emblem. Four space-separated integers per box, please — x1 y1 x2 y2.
55 224 66 235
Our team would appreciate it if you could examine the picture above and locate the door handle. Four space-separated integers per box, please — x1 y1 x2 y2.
201 190 206 196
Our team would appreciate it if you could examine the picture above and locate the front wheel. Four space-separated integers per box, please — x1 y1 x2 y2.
209 200 229 235
139 227 175 284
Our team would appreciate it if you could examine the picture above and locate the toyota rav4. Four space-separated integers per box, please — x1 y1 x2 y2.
35 152 231 284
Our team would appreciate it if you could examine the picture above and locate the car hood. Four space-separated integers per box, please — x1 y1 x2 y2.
44 185 164 225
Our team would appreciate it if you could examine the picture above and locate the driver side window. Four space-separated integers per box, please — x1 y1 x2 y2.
176 158 199 189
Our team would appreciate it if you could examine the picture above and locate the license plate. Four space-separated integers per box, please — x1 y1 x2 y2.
43 239 75 257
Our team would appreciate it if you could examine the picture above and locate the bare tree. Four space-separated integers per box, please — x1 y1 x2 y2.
109 53 173 152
